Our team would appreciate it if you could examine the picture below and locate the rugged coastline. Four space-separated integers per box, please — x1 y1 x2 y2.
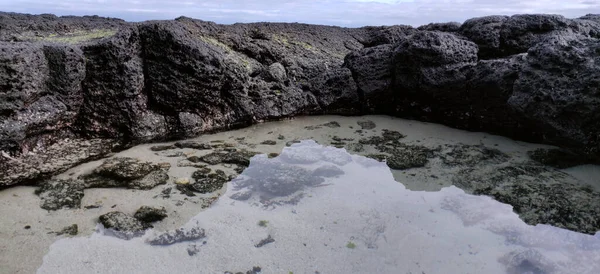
1 12 600 187
1 12 600 273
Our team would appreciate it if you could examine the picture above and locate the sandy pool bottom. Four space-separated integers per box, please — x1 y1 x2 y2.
1 115 598 274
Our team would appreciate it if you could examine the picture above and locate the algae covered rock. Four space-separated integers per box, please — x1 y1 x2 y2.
528 148 590 169
82 157 169 190
357 120 377 130
188 169 229 193
453 164 600 234
35 180 85 210
99 211 150 239
200 149 259 166
134 206 168 223
174 141 212 150
147 225 206 246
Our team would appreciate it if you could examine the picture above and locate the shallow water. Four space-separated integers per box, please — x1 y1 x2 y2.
38 141 600 274
2 115 599 274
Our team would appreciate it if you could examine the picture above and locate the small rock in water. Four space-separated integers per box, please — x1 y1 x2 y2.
268 153 279 158
312 165 345 178
187 244 200 256
190 170 229 193
230 191 253 201
200 150 259 166
332 136 354 142
24 225 31 229
346 143 364 153
528 148 589 169
134 206 168 223
157 151 185 157
286 140 301 147
255 235 275 248
381 129 405 140
175 142 212 150
176 185 196 197
99 211 150 239
82 157 169 190
147 225 206 245
322 121 341 128
187 156 202 163
277 134 285 140
84 204 102 209
150 145 176 151
56 224 78 236
305 121 341 130
357 120 376 130
260 140 277 145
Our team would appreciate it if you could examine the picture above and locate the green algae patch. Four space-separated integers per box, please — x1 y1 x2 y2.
31 29 117 44
258 220 269 227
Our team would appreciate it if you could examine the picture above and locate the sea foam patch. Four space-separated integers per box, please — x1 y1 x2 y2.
38 140 600 274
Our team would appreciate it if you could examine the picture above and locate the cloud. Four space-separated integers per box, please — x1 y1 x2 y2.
0 0 599 26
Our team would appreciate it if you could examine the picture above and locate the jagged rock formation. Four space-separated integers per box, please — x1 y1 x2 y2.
1 12 599 187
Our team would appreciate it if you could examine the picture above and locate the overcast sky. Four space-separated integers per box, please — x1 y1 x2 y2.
1 0 599 27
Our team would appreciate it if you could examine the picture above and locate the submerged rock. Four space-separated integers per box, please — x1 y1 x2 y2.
439 144 508 167
234 158 326 197
255 235 275 248
345 143 364 152
189 169 229 193
200 150 259 167
305 121 341 130
312 165 345 177
90 157 157 180
35 180 85 210
357 120 377 130
260 140 277 145
369 142 434 170
99 211 150 239
359 129 406 145
134 206 168 223
453 164 600 234
82 157 169 190
147 225 206 246
174 142 212 150
149 145 176 152
528 148 589 169
55 224 78 236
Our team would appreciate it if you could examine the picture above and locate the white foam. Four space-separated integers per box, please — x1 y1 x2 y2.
37 140 600 274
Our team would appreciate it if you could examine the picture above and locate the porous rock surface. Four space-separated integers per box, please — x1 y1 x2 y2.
1 12 600 187
81 157 169 190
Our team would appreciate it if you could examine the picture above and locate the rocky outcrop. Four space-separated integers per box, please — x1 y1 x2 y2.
1 12 600 187
347 13 600 156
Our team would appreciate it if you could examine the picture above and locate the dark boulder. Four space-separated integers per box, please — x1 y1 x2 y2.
499 14 571 56
417 22 461 32
459 15 509 59
509 36 600 156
